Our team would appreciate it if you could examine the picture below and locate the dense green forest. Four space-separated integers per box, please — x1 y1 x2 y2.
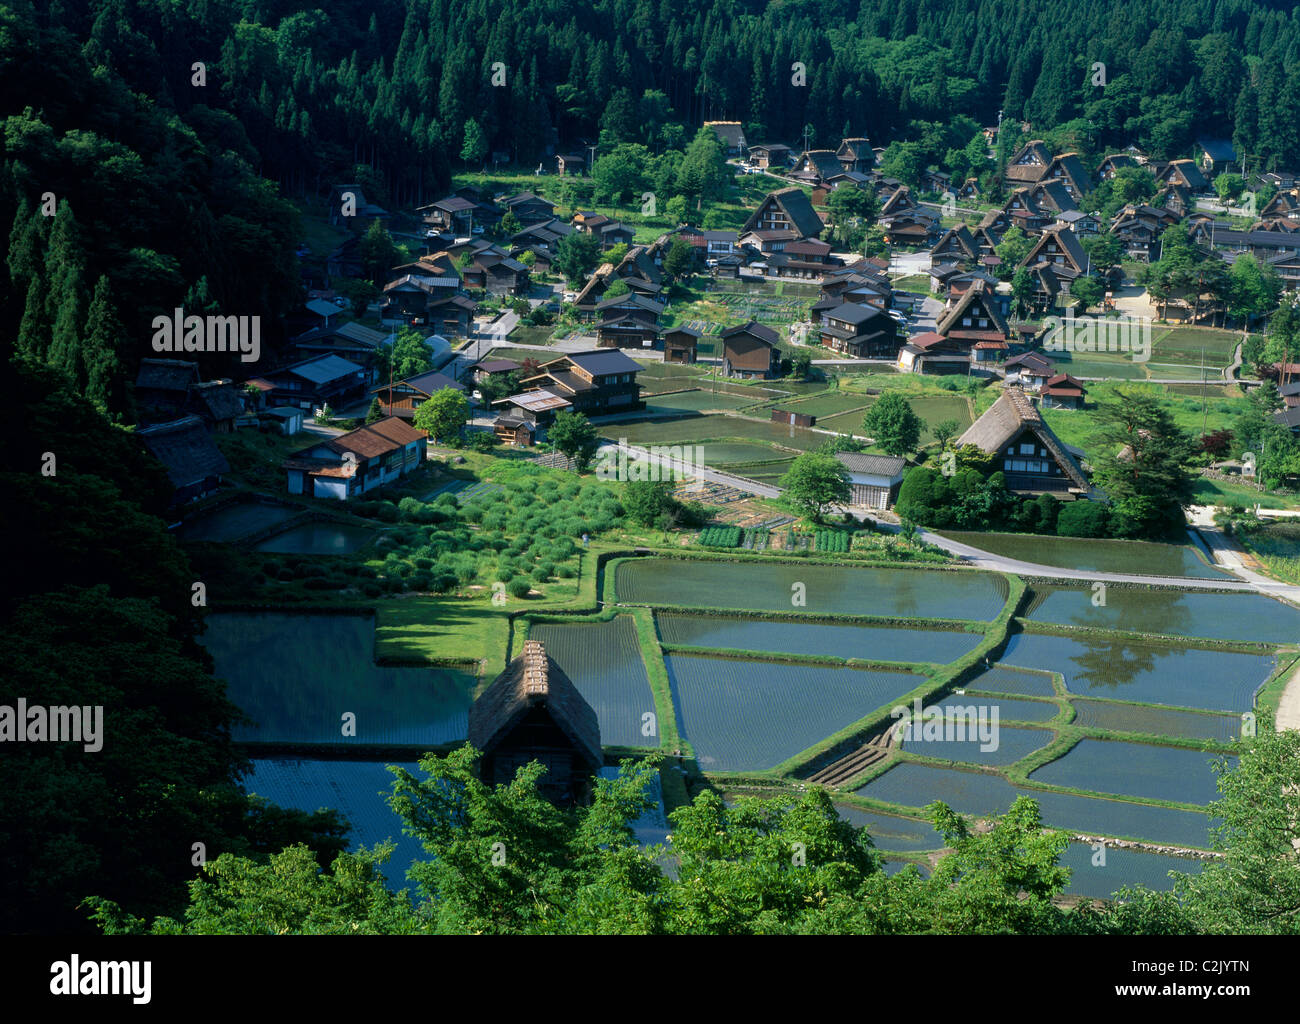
6 0 1300 403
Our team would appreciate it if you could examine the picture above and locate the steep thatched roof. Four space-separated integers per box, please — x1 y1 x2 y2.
468 641 602 769
957 388 1089 489
137 415 230 489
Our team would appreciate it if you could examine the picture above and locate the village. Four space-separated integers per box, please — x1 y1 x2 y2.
127 120 1300 910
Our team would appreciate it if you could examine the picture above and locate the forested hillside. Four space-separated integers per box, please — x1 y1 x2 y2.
5 0 1300 405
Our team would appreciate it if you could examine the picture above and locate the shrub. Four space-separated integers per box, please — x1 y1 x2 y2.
362 583 383 597
507 577 533 598
1056 500 1111 538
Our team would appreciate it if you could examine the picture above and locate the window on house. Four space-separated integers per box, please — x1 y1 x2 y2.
1020 442 1035 455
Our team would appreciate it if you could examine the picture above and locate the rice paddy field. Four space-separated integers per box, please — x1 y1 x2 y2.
964 665 1058 697
1058 842 1204 898
617 559 1009 619
643 390 761 412
178 499 298 543
527 616 657 748
254 522 377 555
1022 584 1300 643
655 612 981 663
833 806 946 852
245 758 425 889
926 692 1061 724
599 412 828 451
1028 739 1234 806
901 723 1055 767
939 532 1227 579
666 653 923 771
201 613 477 746
855 763 1217 847
999 632 1272 712
1070 700 1241 742
816 394 972 442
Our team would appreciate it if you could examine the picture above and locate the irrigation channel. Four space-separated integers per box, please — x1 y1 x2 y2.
193 525 1300 897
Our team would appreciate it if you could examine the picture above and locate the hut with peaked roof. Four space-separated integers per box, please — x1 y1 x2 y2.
468 640 603 806
956 388 1090 496
137 415 231 506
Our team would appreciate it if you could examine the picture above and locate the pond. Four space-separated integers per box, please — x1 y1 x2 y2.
618 559 1008 621
527 617 657 748
655 612 982 664
1060 842 1204 899
202 613 476 746
1023 585 1300 643
1000 633 1272 713
254 522 376 555
665 653 923 772
940 532 1227 579
1028 738 1234 806
245 758 426 890
855 763 1216 847
178 499 298 543
1070 699 1241 742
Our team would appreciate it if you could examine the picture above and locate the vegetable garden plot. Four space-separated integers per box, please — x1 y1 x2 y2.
937 531 1228 579
833 807 946 852
1000 633 1272 713
246 759 425 890
1070 699 1240 742
1060 842 1203 898
528 617 656 748
665 654 923 772
901 724 1054 767
618 559 1008 620
856 763 1216 848
1029 739 1235 806
1023 584 1300 643
964 666 1057 697
655 612 981 663
201 613 475 745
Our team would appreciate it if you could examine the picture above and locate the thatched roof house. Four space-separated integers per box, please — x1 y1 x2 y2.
957 388 1089 495
137 415 231 506
468 640 602 805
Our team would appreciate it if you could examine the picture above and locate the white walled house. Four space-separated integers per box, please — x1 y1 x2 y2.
282 416 427 499
835 452 906 509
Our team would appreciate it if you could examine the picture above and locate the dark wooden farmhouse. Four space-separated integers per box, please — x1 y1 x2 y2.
721 320 781 379
467 640 603 806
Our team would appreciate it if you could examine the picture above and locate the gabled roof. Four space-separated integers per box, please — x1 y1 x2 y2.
836 452 905 477
319 416 427 459
826 302 887 327
741 187 824 239
336 322 390 347
137 415 230 489
956 388 1088 489
562 349 643 376
191 381 245 422
136 358 200 393
595 292 665 314
936 280 1009 338
1020 227 1088 271
721 320 780 346
467 640 602 770
931 225 980 260
1031 180 1077 213
704 121 748 150
277 354 365 386
373 370 465 396
794 149 842 180
1005 351 1056 374
837 137 873 161
306 298 340 318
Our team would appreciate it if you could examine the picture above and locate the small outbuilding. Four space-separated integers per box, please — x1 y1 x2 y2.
467 640 603 806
